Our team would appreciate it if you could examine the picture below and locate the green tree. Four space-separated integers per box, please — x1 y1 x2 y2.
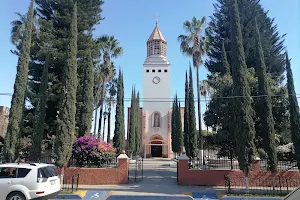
188 65 198 158
78 49 94 136
176 100 184 153
178 17 209 162
113 70 125 155
184 71 190 157
285 53 300 169
230 0 256 176
29 18 55 161
205 0 289 155
54 2 78 168
171 95 178 153
96 36 123 139
254 18 277 172
134 92 141 155
4 0 35 162
106 78 117 143
128 87 136 156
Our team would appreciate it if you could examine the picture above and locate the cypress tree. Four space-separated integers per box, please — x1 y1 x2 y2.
128 87 136 156
54 2 78 168
221 40 230 75
4 0 35 162
254 18 277 172
285 53 300 169
205 0 289 157
135 92 141 155
171 94 178 153
184 71 190 157
113 70 125 155
78 49 94 136
29 53 49 161
188 65 198 158
177 100 184 153
230 0 256 175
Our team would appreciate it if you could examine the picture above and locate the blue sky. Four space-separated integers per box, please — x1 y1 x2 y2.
0 0 299 138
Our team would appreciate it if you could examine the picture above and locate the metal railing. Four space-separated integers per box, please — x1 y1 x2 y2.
225 175 300 196
68 154 118 168
189 157 240 170
62 174 80 193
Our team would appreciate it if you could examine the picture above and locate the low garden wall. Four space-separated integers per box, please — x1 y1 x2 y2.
63 153 129 185
177 154 300 187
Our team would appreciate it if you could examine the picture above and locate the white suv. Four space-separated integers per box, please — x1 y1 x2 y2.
0 163 61 200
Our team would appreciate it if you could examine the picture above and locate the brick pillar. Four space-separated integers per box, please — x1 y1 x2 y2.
117 151 129 184
178 154 189 185
252 157 261 172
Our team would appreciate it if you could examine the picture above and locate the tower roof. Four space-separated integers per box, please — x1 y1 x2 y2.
147 23 167 43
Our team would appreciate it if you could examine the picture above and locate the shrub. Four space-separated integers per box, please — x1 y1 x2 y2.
72 135 116 167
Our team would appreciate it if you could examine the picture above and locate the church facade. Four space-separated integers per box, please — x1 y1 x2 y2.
127 22 173 158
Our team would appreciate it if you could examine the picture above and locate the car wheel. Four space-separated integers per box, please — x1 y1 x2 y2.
6 192 26 200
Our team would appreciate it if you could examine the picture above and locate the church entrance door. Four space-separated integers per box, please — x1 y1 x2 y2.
151 145 162 157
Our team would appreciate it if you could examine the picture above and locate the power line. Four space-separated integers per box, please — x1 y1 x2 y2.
1 93 300 102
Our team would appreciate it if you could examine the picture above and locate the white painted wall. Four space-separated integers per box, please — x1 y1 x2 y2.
143 55 171 144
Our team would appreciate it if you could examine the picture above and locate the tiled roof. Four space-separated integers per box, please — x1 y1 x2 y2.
147 23 167 42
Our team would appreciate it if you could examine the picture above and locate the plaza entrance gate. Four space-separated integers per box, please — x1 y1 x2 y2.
128 157 143 183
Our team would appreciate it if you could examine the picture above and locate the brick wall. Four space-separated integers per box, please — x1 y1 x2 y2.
59 154 129 185
177 155 300 186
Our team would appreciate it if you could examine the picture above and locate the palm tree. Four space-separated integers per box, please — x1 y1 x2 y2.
95 35 123 139
178 17 209 163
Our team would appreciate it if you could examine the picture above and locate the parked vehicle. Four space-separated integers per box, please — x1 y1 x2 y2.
0 162 60 200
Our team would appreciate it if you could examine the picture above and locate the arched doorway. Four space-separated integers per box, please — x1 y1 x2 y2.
151 140 163 157
147 134 165 158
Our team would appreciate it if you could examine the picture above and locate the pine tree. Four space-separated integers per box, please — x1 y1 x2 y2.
184 71 190 157
4 0 35 162
188 66 198 158
113 70 125 155
177 100 184 153
134 92 141 155
254 18 277 172
54 2 78 168
78 49 94 136
205 0 289 156
128 87 136 156
285 53 300 169
29 53 49 161
230 0 256 175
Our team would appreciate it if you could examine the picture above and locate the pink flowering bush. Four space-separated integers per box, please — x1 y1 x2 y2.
72 135 116 167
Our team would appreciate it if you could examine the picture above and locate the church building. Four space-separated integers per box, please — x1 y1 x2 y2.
127 21 173 158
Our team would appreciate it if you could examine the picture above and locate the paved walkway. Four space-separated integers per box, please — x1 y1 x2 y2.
73 158 224 199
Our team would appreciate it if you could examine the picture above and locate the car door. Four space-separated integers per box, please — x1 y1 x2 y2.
0 167 17 199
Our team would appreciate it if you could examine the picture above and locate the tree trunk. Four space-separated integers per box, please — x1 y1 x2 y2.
97 83 106 139
102 118 106 141
107 111 111 143
196 67 203 165
93 107 98 136
97 106 103 139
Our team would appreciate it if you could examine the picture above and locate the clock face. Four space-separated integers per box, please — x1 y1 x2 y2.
152 76 161 84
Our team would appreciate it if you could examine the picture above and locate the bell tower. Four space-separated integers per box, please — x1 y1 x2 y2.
146 22 167 57
142 19 171 158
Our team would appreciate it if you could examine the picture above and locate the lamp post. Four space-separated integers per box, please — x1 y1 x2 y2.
107 104 112 143
102 109 108 142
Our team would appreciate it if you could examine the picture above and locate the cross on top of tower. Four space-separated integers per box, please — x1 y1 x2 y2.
155 12 159 24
